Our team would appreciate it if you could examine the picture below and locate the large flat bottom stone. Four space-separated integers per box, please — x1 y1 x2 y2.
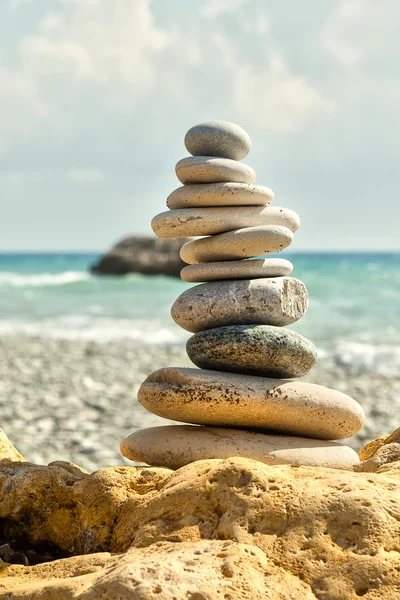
121 425 360 470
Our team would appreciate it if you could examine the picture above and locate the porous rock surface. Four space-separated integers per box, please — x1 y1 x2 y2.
0 428 400 598
0 429 24 462
0 541 313 600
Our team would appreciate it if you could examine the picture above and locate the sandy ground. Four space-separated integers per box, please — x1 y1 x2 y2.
0 335 398 472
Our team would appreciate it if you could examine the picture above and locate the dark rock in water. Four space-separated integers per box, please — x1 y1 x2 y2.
90 236 191 278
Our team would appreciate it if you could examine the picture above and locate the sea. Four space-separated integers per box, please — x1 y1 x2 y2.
0 252 399 375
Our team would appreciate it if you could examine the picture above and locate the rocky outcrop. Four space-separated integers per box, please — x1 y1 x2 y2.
0 428 400 598
0 541 315 599
0 429 24 462
90 235 191 277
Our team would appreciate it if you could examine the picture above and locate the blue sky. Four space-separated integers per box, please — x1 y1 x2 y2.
0 0 399 251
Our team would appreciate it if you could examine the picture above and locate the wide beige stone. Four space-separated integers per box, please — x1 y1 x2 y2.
1 451 400 598
180 225 293 263
171 277 308 332
152 206 300 238
176 156 255 185
137 368 365 440
181 257 293 282
121 426 360 470
167 182 274 209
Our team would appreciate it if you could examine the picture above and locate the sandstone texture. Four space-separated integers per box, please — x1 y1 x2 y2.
181 258 293 282
180 225 293 263
152 206 300 238
1 443 400 598
184 120 251 160
167 182 274 209
90 235 191 278
137 367 365 439
171 277 309 332
356 427 400 472
0 540 315 600
186 324 317 378
175 156 256 185
0 429 24 462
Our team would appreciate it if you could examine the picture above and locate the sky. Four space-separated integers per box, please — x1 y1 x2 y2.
0 0 399 251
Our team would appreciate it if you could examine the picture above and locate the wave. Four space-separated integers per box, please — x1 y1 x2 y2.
0 314 399 374
0 315 189 345
0 271 91 287
319 341 400 376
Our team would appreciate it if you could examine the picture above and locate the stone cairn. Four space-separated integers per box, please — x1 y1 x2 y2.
121 121 365 471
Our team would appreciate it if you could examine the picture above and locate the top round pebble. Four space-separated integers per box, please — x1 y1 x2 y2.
184 121 251 161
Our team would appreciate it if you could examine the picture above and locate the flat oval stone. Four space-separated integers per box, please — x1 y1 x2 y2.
152 206 300 238
176 157 255 185
136 368 365 440
171 277 308 332
186 325 317 378
167 182 274 209
180 225 293 264
184 121 251 160
121 425 360 470
181 258 293 282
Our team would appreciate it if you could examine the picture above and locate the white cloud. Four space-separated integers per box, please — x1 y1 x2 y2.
67 168 105 183
19 0 168 84
0 0 399 249
233 64 334 132
200 0 249 19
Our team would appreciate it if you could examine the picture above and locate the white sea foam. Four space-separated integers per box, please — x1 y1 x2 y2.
0 271 91 287
319 341 400 376
0 315 189 345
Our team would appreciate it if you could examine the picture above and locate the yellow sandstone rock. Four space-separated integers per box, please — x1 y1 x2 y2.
0 541 314 599
0 429 24 462
356 426 400 472
0 431 399 598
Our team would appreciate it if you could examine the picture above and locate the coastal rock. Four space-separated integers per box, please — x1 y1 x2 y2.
175 156 255 185
0 429 24 462
137 367 365 439
186 325 317 378
121 425 360 470
356 427 400 472
0 541 313 600
184 120 251 160
167 182 274 209
171 277 308 332
0 460 171 555
181 257 294 282
180 225 293 263
90 235 191 278
0 453 400 598
152 206 300 238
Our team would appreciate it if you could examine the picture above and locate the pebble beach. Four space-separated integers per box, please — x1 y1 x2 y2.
1 334 399 472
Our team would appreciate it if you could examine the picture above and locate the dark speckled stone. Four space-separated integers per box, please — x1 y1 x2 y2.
186 325 317 378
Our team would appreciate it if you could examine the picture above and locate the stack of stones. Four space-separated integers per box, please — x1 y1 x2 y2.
121 121 365 471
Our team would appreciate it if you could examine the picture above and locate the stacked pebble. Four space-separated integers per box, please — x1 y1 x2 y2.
121 121 365 471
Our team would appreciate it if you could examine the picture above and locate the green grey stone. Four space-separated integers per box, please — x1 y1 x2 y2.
186 325 317 378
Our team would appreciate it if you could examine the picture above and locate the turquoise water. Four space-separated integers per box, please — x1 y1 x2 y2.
0 252 399 373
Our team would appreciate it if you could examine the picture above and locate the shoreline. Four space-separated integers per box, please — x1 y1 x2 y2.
0 334 398 471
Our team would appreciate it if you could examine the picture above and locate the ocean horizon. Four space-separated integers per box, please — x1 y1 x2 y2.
0 250 399 375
